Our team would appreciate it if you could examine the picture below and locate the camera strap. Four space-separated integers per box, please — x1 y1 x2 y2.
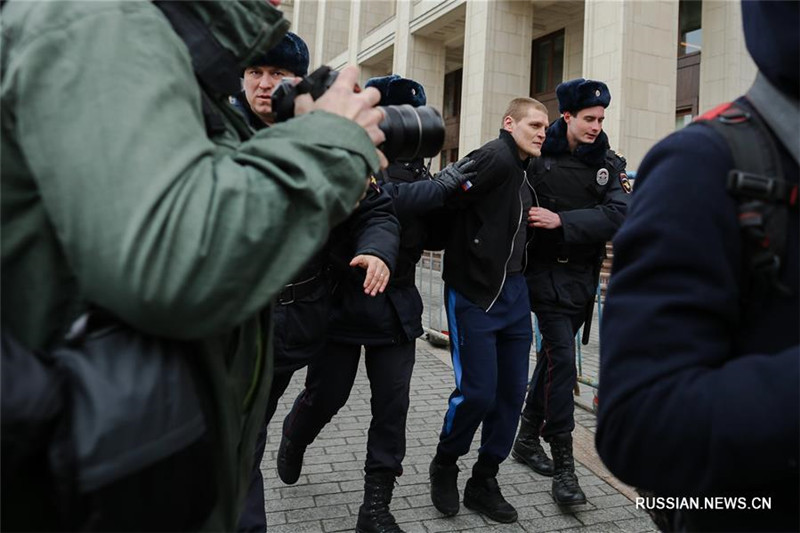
154 1 242 136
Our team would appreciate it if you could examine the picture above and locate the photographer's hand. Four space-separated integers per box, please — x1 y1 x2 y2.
432 157 477 194
295 66 388 168
350 254 390 296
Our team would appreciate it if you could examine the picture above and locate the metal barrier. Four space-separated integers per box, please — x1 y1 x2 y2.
415 251 448 345
415 250 603 406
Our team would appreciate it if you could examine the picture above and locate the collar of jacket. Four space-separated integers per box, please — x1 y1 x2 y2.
541 117 609 167
232 93 269 130
498 129 530 168
186 1 289 71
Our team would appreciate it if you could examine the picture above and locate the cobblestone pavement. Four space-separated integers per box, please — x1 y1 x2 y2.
260 340 656 533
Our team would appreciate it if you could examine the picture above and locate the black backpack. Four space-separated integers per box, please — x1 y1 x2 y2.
694 99 798 306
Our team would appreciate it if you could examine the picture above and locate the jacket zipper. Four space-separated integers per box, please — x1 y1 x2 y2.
487 170 527 312
522 174 538 273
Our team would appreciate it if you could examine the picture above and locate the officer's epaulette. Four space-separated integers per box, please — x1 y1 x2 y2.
605 150 631 193
604 149 627 173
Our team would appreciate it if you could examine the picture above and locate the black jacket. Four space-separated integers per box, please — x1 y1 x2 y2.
441 130 532 311
326 183 403 345
231 92 265 130
328 160 452 345
526 118 629 313
271 185 398 367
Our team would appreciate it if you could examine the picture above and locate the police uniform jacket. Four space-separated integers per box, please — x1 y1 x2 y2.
328 159 452 345
441 130 533 311
526 118 629 314
596 97 799 531
326 186 402 345
274 189 396 370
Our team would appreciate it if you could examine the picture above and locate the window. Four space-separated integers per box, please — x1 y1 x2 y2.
675 108 694 130
530 30 564 97
443 69 462 120
440 69 462 168
678 0 702 57
440 148 459 169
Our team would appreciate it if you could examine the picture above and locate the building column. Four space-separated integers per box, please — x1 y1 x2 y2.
312 0 327 68
347 0 362 66
391 2 446 170
583 0 678 169
460 0 533 152
698 0 756 113
393 0 412 77
292 0 319 68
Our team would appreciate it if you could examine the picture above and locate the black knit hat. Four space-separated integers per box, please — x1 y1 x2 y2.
365 74 426 107
249 32 309 77
556 78 611 114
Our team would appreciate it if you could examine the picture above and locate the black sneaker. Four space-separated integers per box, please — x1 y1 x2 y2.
429 461 459 516
463 476 517 523
276 435 305 485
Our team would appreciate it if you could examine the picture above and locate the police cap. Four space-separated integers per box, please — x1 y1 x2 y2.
556 78 611 114
365 74 427 107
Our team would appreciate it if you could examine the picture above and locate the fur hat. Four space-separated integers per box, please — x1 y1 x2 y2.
249 32 309 77
556 78 611 114
365 75 426 107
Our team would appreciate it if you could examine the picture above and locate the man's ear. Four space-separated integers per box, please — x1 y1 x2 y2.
563 111 573 125
502 115 515 132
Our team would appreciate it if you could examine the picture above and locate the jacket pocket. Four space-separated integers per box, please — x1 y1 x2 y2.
280 282 330 349
552 264 595 312
526 266 558 309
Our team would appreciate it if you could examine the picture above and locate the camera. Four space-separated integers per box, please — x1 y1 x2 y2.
271 66 445 161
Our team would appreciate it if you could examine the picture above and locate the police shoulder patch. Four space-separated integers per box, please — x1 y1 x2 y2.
619 172 632 194
369 174 381 193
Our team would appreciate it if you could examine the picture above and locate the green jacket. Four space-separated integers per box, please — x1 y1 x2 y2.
1 0 378 529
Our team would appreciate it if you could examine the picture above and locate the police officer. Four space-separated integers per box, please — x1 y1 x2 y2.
596 2 798 531
235 32 309 129
512 78 629 507
277 76 476 533
235 35 400 533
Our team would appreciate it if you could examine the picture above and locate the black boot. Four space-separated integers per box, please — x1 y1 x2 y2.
511 414 554 476
463 476 518 523
355 472 404 533
549 433 586 506
276 434 306 485
429 460 460 516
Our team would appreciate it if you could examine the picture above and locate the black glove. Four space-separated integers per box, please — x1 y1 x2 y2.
432 157 477 194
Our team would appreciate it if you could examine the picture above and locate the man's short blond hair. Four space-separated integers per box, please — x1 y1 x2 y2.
502 97 548 125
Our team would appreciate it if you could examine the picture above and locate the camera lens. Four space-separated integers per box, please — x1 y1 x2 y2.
378 105 445 161
271 78 298 122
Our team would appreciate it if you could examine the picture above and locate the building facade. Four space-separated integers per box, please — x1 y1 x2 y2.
282 0 756 171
